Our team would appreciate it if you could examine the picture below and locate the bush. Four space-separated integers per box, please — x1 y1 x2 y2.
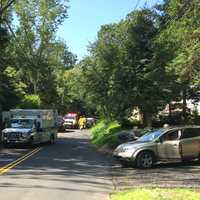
18 94 41 109
91 119 158 149
91 120 123 148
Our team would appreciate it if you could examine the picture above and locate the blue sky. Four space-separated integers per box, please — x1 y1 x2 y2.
57 0 162 60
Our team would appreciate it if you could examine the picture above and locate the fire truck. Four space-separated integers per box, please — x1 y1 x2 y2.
63 112 79 129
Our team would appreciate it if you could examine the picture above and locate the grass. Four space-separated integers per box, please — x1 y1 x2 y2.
111 188 200 200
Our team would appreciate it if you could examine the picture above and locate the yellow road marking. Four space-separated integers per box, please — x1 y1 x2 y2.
0 147 40 171
0 147 42 175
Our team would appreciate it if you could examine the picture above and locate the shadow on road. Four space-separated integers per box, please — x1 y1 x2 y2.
1 133 200 191
0 135 113 194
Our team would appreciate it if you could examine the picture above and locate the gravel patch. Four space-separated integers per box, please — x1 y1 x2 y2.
111 160 200 190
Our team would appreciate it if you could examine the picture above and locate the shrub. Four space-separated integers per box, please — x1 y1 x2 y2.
91 120 122 148
91 119 159 149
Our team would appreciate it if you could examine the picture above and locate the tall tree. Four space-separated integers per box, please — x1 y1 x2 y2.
4 0 74 109
158 0 200 122
73 9 176 126
11 0 68 95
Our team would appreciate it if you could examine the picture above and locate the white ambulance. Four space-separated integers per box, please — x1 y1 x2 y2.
1 109 58 146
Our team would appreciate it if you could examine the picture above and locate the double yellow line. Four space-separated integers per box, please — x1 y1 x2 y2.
0 147 42 175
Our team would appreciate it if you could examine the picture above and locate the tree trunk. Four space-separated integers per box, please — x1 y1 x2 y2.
33 81 38 95
182 86 187 123
169 103 172 124
143 112 152 128
0 104 2 131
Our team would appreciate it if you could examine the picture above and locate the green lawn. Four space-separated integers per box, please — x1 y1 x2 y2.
111 188 200 200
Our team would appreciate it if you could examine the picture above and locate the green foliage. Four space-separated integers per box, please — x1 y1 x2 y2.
156 0 200 122
1 0 199 127
0 0 80 114
111 188 200 200
2 0 79 112
55 66 89 114
0 0 15 22
68 1 200 126
0 66 26 110
9 0 71 104
18 95 41 109
0 27 9 49
71 8 179 126
159 0 200 84
91 120 122 148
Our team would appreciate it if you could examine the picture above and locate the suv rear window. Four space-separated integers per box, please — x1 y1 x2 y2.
182 128 200 139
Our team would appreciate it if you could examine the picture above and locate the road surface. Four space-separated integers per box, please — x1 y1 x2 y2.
0 130 113 200
1 129 200 200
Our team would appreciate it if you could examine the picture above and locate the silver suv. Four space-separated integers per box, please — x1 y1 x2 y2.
113 126 200 168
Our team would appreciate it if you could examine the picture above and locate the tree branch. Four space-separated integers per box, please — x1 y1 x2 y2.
0 0 15 17
4 18 16 37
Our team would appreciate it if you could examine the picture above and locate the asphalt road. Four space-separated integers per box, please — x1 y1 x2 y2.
1 129 200 200
0 130 113 200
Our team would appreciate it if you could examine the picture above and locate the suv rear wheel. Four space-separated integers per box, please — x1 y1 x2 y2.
136 151 155 169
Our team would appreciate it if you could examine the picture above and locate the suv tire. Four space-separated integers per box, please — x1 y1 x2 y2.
136 151 155 169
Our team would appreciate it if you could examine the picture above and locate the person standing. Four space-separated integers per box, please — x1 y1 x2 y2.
78 116 87 130
82 116 87 129
132 126 140 140
78 116 83 130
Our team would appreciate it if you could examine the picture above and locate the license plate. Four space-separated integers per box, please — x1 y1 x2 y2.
8 133 20 139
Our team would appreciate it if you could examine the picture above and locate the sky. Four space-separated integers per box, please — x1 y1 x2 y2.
57 0 162 60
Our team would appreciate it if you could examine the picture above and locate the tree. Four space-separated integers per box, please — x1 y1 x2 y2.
5 0 76 110
75 9 178 126
56 65 90 114
11 0 68 94
0 66 26 110
0 0 15 22
1 0 78 119
157 0 200 122
18 94 41 109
